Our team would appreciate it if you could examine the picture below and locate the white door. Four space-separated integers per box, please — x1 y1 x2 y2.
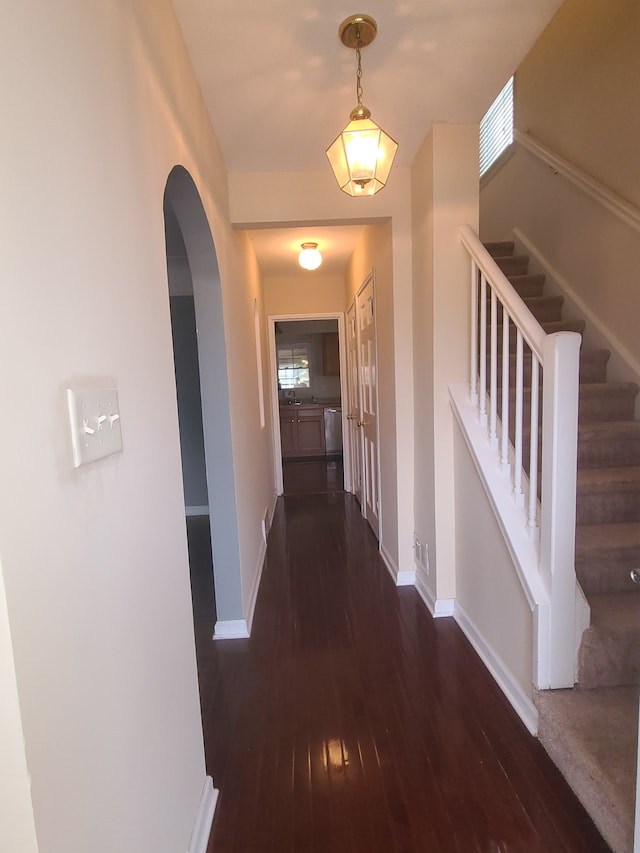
356 273 380 535
346 300 362 506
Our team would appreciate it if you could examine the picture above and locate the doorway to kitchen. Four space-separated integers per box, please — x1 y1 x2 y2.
268 314 350 497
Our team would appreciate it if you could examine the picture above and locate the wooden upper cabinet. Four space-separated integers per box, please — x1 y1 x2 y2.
322 332 340 376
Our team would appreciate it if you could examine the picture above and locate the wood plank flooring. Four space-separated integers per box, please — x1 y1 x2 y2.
282 456 344 495
187 495 610 852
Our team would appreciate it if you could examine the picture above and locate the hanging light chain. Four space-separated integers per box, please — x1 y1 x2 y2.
355 36 364 107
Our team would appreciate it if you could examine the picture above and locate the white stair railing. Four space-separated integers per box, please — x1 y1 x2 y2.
460 225 581 688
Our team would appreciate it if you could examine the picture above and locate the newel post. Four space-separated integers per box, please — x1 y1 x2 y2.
539 331 581 687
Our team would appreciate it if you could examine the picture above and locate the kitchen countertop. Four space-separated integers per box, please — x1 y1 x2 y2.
279 400 341 410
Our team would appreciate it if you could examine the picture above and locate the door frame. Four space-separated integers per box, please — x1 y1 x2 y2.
267 312 350 495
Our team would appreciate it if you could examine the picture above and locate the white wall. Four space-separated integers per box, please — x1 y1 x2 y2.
264 273 346 317
347 223 400 571
230 168 415 578
481 0 640 382
0 564 39 853
0 1 273 851
411 124 480 608
514 0 640 209
453 426 535 702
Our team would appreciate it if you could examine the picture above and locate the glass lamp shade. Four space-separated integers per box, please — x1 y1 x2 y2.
298 243 322 270
326 116 398 197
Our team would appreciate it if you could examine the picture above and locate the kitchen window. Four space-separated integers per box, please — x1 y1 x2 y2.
277 343 311 389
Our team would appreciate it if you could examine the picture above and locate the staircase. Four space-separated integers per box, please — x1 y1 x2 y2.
485 240 640 853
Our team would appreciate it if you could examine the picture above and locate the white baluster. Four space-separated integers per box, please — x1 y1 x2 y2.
513 330 524 505
489 288 498 448
470 260 478 405
479 274 487 426
528 357 540 538
500 307 510 474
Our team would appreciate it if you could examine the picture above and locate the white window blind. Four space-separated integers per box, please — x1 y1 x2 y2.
277 344 310 389
479 76 513 177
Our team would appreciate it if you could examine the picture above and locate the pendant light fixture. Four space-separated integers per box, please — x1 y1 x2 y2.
326 14 398 197
298 242 323 270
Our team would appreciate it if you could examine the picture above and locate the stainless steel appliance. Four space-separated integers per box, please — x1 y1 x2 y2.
323 407 342 455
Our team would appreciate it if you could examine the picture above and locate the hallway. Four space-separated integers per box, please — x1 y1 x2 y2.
190 495 609 852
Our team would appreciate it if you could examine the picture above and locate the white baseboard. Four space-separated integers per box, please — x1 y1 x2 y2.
186 505 209 517
414 570 454 617
454 601 538 735
395 569 417 586
379 543 415 586
188 776 218 853
213 619 249 640
246 540 266 637
246 494 278 634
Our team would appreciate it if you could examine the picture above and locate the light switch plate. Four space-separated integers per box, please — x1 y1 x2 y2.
67 388 122 467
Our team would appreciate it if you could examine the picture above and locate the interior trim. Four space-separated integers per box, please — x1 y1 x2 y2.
187 776 218 853
515 130 640 234
454 601 539 735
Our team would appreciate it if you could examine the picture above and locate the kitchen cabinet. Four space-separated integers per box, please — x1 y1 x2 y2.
280 406 326 458
322 332 340 376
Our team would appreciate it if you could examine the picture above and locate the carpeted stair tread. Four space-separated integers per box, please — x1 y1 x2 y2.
535 685 639 853
484 240 515 257
541 318 586 335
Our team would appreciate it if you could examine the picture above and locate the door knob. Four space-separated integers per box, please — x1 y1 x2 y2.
357 420 364 427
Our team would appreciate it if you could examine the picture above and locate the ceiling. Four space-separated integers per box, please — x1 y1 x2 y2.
170 0 564 276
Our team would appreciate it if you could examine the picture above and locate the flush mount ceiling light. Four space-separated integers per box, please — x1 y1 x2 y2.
326 14 398 197
298 242 323 270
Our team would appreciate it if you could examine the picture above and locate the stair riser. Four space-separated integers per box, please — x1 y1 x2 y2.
578 439 640 468
579 394 637 423
577 493 640 526
493 256 529 276
579 361 609 384
577 556 640 595
578 626 640 689
507 275 545 299
484 241 515 258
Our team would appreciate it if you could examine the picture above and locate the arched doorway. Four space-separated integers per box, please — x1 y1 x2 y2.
163 166 245 639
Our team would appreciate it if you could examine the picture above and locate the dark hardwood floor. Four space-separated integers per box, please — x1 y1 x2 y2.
282 455 344 495
187 495 610 852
